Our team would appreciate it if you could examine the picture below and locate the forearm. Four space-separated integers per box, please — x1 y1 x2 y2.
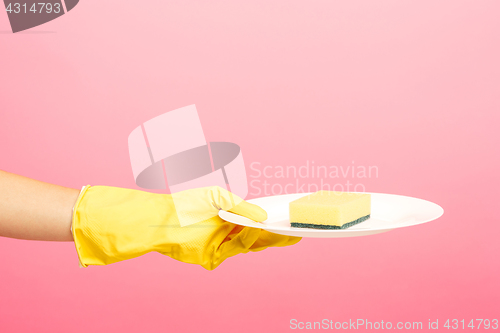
0 170 80 241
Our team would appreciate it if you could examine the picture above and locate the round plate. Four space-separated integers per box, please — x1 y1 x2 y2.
218 192 444 238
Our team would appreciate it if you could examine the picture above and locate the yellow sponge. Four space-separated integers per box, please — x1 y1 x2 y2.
289 191 371 229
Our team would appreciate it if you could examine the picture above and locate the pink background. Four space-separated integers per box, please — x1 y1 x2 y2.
1 1 499 332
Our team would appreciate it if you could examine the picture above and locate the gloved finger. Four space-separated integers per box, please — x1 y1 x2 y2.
249 230 301 252
207 226 262 270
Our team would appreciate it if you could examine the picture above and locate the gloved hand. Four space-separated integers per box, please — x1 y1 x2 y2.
71 185 301 270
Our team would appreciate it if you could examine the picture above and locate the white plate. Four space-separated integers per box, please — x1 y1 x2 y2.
218 192 444 238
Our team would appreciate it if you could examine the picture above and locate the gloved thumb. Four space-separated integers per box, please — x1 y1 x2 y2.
228 200 268 223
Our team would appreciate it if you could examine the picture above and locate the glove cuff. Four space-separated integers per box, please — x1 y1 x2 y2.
71 185 171 267
71 185 91 268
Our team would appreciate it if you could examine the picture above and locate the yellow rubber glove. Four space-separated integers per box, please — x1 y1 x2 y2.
72 185 301 270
